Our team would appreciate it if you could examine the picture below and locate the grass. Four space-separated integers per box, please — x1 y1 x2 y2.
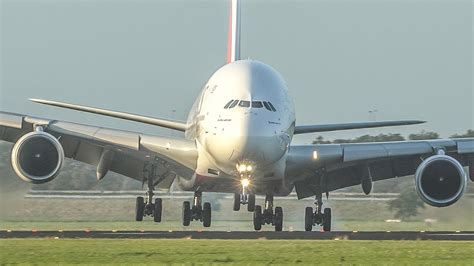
1 220 472 232
0 239 473 265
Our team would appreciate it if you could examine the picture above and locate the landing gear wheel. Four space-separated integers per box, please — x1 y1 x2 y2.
135 196 145 221
153 198 162 222
274 206 283 232
233 193 241 211
202 202 212 227
323 208 331 232
253 205 262 231
247 194 255 212
305 207 313 232
182 201 191 226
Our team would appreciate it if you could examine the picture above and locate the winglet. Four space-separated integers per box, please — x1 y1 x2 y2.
29 98 188 132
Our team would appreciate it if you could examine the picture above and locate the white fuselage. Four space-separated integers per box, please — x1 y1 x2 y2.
184 60 295 190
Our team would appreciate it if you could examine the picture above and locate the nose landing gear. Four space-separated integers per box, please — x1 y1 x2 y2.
233 193 256 212
305 193 331 232
253 195 283 231
182 191 212 227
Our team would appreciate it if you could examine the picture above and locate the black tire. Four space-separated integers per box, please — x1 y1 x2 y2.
202 202 212 227
153 198 162 223
247 194 256 212
253 205 262 231
182 201 191 226
305 207 313 232
135 196 145 221
274 206 283 232
233 193 241 211
323 208 331 232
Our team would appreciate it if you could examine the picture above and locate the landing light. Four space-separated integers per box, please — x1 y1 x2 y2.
313 150 318 160
246 165 253 172
241 178 250 187
239 164 247 172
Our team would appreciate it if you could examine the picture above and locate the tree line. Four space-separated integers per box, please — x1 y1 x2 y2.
312 130 474 144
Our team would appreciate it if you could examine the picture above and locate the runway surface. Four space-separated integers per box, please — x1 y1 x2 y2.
1 230 473 240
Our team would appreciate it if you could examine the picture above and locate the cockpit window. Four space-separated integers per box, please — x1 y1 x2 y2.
263 101 272 111
225 100 275 111
224 100 234 109
267 101 277 112
252 101 263 108
239 100 250 107
229 100 239 108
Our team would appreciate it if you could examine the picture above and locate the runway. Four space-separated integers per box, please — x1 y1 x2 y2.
1 230 473 240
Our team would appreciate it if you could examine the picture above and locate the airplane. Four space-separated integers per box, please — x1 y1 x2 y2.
1 0 473 232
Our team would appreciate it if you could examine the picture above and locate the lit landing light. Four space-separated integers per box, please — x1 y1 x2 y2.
313 150 318 160
238 164 247 173
241 178 250 188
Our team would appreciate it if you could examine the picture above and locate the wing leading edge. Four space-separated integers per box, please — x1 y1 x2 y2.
30 98 188 131
294 120 425 134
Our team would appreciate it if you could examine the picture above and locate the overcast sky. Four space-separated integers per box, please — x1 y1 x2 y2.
1 0 472 144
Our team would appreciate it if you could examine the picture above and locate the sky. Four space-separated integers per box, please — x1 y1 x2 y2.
1 0 472 144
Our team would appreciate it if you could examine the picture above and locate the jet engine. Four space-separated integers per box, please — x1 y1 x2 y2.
11 131 64 184
415 154 467 207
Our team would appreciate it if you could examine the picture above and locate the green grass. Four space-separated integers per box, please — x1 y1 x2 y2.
0 239 473 265
1 220 472 232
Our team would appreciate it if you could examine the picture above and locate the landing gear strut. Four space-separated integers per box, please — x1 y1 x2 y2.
233 193 255 212
253 195 283 231
135 163 162 222
182 191 212 227
305 193 331 231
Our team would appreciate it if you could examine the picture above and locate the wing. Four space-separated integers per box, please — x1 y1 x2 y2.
293 120 425 134
0 111 197 189
286 139 474 199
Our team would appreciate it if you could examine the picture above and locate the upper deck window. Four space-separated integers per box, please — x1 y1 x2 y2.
239 101 250 107
252 101 263 108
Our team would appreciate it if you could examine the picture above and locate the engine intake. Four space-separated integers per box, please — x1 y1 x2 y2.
415 154 466 207
11 131 64 184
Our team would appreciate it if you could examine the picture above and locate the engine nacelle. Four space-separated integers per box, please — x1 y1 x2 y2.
11 131 64 184
415 154 467 207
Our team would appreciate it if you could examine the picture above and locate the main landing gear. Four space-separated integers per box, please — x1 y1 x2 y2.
182 191 212 227
305 193 331 232
135 164 162 222
253 195 283 231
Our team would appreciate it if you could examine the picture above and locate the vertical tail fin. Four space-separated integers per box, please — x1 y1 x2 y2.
227 0 241 63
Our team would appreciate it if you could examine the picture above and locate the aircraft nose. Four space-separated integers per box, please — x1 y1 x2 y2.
205 115 289 168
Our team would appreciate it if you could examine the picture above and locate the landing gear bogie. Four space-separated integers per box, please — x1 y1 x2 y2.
252 195 284 231
182 192 212 228
304 194 332 232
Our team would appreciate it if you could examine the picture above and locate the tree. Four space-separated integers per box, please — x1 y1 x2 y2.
387 184 425 220
312 136 331 144
408 130 439 140
450 130 474 138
